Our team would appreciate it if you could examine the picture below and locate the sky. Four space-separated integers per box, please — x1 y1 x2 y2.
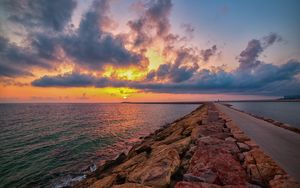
0 0 300 102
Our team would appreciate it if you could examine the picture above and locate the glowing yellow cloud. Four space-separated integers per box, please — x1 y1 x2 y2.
102 66 146 81
145 48 165 70
101 87 138 99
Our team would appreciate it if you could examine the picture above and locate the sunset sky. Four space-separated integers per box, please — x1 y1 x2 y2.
0 0 300 102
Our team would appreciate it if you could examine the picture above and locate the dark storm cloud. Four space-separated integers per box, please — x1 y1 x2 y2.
3 0 77 31
32 59 300 96
0 36 53 77
135 60 300 95
61 0 142 70
0 63 33 77
201 45 217 62
0 0 76 78
0 0 142 77
31 34 60 61
32 72 96 87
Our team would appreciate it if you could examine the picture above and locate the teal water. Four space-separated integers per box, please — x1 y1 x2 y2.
0 103 198 188
227 102 300 128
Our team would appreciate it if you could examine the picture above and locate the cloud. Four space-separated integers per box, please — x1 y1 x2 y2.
3 0 77 31
0 78 29 87
60 0 142 70
201 45 217 62
181 23 195 38
32 72 96 87
128 0 172 48
0 36 54 77
0 0 143 77
262 33 282 47
0 63 33 77
237 33 282 71
31 60 300 96
238 39 263 70
146 48 200 83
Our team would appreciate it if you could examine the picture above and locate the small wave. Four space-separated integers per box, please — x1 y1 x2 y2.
89 163 97 172
52 174 86 188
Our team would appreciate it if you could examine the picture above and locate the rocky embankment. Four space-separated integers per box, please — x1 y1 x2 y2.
73 103 299 188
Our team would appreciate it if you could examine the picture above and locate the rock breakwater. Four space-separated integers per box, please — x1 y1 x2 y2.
73 103 299 188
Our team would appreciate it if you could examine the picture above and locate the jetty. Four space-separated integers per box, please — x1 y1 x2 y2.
74 103 300 188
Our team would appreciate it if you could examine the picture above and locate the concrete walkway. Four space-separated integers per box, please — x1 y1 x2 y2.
215 103 300 182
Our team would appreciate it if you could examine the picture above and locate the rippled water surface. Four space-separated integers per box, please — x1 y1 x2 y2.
227 102 300 128
0 103 198 188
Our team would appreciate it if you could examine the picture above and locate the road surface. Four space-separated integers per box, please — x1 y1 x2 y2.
215 103 300 182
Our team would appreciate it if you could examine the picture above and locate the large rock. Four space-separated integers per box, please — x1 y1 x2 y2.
198 124 224 137
127 146 180 187
225 137 237 142
175 181 250 188
89 174 117 188
113 152 148 175
244 141 259 149
188 142 247 185
237 142 250 152
175 181 221 188
197 136 240 154
269 175 300 188
232 133 250 142
246 164 262 184
243 149 285 183
168 136 192 155
112 183 152 188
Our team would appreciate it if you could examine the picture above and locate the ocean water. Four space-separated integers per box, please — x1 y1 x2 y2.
0 103 198 188
227 102 300 128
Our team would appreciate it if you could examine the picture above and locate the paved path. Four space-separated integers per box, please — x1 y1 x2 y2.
215 103 300 182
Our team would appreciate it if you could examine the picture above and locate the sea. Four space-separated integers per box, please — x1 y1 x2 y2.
227 102 300 128
0 103 198 188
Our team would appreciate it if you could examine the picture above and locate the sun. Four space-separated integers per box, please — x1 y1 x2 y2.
123 96 128 99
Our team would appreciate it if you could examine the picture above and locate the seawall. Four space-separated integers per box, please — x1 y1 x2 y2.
73 103 299 188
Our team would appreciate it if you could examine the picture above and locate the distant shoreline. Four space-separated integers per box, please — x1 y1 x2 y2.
122 99 300 104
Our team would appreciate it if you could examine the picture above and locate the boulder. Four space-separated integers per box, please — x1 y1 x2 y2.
127 146 180 188
89 174 117 188
154 126 184 145
113 152 147 175
198 124 224 137
175 181 221 188
269 175 300 188
168 136 192 155
237 142 250 152
188 144 247 185
244 141 259 149
232 133 250 142
191 126 201 141
112 183 152 188
175 181 250 188
246 164 262 184
225 137 237 142
183 172 219 184
244 149 285 183
256 163 284 181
